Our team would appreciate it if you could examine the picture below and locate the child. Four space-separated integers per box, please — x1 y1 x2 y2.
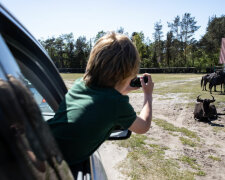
48 32 154 169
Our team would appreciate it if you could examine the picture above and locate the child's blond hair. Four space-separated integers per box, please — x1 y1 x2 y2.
84 32 140 88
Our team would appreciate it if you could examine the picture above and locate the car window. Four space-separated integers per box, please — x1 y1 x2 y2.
23 78 54 113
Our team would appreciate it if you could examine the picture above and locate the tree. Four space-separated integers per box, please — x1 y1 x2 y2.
200 15 225 65
63 33 75 68
74 36 89 68
165 31 173 66
168 15 181 66
180 13 200 64
168 15 181 40
152 21 163 67
55 36 66 68
116 27 125 34
168 13 200 66
131 32 151 67
116 27 129 36
39 37 59 66
94 30 106 43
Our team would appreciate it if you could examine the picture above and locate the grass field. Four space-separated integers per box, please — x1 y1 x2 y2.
60 73 225 107
60 73 202 83
60 73 83 80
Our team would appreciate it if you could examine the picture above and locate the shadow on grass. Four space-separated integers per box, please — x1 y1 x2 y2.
196 118 224 127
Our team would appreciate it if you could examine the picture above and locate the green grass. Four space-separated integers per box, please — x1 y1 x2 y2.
60 73 83 80
153 119 199 139
60 73 225 106
132 73 225 106
179 137 198 147
208 155 221 161
178 156 206 176
213 126 225 133
60 73 201 83
118 134 147 149
117 134 195 180
179 156 199 169
195 171 206 176
149 73 202 84
158 97 174 101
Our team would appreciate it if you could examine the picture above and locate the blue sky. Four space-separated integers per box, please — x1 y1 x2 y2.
1 0 225 41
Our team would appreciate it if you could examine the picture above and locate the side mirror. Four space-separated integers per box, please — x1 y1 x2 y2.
108 129 132 140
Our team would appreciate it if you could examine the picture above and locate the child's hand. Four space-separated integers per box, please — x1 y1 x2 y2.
140 73 154 96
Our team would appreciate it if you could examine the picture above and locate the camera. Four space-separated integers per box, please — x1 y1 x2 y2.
130 76 148 87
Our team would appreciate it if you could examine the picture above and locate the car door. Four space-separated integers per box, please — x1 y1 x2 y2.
0 5 77 179
0 4 108 180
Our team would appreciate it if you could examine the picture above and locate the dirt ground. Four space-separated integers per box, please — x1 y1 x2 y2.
98 78 225 180
64 78 225 180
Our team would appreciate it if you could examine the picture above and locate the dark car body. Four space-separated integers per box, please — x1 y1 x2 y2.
0 4 131 180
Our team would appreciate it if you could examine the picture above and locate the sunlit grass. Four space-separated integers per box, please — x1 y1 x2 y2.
208 155 221 161
178 156 205 177
60 73 83 80
140 73 225 108
213 126 225 133
60 73 225 105
153 119 199 139
117 134 195 180
60 73 202 83
150 73 202 83
179 155 206 176
179 137 198 147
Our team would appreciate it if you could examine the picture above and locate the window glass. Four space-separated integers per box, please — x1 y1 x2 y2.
23 78 54 113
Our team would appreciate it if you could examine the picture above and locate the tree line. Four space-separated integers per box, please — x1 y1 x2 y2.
39 13 225 71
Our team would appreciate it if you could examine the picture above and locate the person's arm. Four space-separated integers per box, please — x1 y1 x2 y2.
129 74 154 134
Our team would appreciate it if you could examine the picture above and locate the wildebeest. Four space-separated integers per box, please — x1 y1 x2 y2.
201 73 213 91
194 95 217 121
209 72 225 94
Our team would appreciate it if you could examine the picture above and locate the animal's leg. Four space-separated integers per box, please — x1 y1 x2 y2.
204 82 207 91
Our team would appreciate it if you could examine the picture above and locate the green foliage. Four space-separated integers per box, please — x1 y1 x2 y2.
200 15 225 65
94 30 106 43
39 33 90 69
39 15 224 70
153 21 163 67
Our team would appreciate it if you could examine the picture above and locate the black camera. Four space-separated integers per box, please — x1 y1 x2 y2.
130 76 148 87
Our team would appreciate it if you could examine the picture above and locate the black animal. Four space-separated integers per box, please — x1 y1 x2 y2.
201 72 217 91
194 95 217 121
209 72 225 94
201 74 210 91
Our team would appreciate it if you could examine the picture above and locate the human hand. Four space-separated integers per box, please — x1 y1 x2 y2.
140 73 154 96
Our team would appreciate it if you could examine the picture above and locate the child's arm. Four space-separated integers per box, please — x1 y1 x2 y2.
129 74 154 134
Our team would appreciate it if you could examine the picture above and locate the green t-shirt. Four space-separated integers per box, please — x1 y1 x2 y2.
48 78 136 165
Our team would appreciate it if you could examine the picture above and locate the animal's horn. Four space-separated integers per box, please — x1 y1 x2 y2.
197 95 203 102
210 95 215 102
